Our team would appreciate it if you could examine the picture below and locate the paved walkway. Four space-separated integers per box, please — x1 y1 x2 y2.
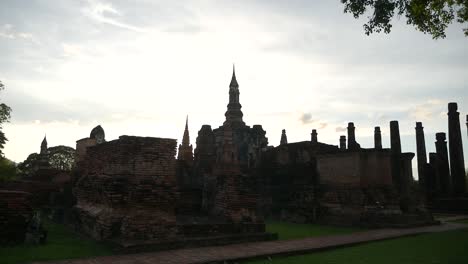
37 222 467 264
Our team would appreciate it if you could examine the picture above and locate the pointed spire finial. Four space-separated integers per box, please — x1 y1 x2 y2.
230 64 238 88
178 115 193 162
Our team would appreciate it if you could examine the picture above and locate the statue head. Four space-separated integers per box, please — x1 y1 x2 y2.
90 125 105 144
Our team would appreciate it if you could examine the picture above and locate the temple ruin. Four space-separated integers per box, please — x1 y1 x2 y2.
7 67 466 250
71 80 275 250
419 103 468 212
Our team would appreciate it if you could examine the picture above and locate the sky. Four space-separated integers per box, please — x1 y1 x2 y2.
1 0 467 178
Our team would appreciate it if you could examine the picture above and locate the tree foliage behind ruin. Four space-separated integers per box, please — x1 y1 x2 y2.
0 157 17 182
48 146 75 171
17 146 76 177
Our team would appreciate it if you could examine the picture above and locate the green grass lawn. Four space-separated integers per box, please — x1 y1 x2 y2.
3 220 467 264
266 221 363 240
245 228 468 264
453 218 468 224
0 221 112 264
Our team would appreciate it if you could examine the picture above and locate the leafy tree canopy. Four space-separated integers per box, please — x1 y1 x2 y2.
341 0 468 39
0 81 12 156
0 157 17 182
17 146 76 177
16 153 39 177
48 145 76 171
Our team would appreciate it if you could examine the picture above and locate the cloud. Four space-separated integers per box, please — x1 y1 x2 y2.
62 43 83 57
82 0 147 32
0 24 39 44
0 0 467 167
336 126 346 132
5 88 137 124
299 113 327 129
300 112 314 124
409 99 445 121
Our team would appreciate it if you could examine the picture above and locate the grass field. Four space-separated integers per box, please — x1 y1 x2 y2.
0 221 112 264
245 228 468 264
454 218 468 224
2 220 467 264
265 221 363 240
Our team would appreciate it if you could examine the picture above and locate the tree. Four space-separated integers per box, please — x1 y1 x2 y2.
0 81 12 156
17 146 76 177
16 153 39 177
0 157 17 182
341 0 468 39
47 146 75 171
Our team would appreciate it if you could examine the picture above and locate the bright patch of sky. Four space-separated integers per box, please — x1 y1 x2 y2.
1 0 467 179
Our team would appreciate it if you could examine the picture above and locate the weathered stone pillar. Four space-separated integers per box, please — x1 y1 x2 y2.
427 153 438 199
400 152 415 212
435 132 451 196
374 126 382 149
390 121 402 153
448 103 466 195
415 122 427 189
339 136 346 150
347 122 360 150
390 121 402 189
280 129 288 145
311 129 318 144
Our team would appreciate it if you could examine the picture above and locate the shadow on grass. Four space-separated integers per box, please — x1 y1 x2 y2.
0 220 112 264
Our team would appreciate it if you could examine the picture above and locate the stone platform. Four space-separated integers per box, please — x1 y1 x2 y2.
110 219 277 253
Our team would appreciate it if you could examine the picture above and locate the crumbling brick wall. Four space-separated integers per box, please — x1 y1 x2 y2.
316 151 393 188
212 165 260 223
0 190 33 245
73 136 178 241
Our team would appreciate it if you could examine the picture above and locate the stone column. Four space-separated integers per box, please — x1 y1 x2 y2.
466 115 468 138
400 152 415 212
339 136 346 150
347 122 360 150
448 103 466 195
427 153 439 199
374 126 382 149
435 132 451 196
390 121 402 153
415 122 427 189
390 121 402 190
311 129 318 144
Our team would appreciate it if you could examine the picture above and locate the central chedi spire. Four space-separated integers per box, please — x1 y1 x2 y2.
178 115 193 162
224 65 245 127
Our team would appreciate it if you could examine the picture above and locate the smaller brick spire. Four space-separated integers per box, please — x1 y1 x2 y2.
178 115 193 162
40 135 47 154
280 129 288 145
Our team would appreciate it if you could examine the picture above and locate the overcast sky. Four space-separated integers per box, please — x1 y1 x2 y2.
1 0 467 177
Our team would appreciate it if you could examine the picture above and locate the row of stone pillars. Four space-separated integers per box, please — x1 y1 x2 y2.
337 123 382 151
415 102 466 198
